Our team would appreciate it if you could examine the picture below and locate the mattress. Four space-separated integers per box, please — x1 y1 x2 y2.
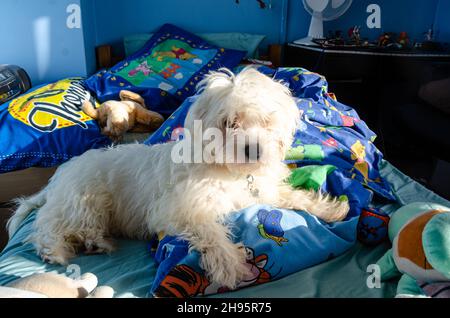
0 160 448 298
0 132 152 204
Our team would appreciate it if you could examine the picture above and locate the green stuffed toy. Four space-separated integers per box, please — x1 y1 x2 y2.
376 202 450 297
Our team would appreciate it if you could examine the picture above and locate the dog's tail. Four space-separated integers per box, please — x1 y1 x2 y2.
82 100 99 119
7 190 47 238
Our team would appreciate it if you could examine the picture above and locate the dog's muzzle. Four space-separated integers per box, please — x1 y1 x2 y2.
244 143 261 162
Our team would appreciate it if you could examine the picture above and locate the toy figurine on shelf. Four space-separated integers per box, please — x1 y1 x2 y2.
327 30 340 40
335 30 344 43
424 28 434 41
348 26 361 45
397 31 410 49
321 30 344 47
421 28 441 51
378 32 394 47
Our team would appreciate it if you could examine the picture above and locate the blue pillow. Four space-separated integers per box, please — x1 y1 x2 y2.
124 32 266 59
0 78 111 173
85 24 246 117
150 204 358 297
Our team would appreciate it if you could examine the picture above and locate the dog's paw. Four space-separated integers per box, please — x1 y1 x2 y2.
33 234 76 265
84 237 116 255
201 242 250 290
39 247 71 265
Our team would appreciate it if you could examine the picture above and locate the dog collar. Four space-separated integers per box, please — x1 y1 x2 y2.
246 174 260 198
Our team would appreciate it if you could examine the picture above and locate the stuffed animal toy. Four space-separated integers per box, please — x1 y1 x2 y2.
82 90 164 140
0 272 114 298
376 202 450 298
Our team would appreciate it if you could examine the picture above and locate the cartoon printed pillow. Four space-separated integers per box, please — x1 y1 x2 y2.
148 164 373 298
150 202 360 297
0 78 111 173
84 24 246 117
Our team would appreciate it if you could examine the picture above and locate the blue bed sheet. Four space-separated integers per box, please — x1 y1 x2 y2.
1 161 448 297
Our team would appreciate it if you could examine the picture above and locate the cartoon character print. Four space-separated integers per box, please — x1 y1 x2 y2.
285 144 325 161
322 137 338 148
257 209 288 246
161 125 185 142
340 114 356 127
160 63 181 79
154 264 210 298
326 92 337 101
170 126 185 141
128 60 154 77
115 39 212 88
323 98 358 127
153 46 198 62
350 140 370 180
322 137 344 154
154 247 272 297
209 247 271 294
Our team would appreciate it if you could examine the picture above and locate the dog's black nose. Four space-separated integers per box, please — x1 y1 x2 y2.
245 144 260 161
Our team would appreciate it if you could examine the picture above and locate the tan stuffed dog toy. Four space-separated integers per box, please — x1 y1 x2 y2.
82 90 164 140
0 272 113 298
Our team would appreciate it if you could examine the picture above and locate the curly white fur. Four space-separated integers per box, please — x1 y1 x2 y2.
7 67 349 289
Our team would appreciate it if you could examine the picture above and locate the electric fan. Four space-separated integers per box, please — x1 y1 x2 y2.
294 0 353 45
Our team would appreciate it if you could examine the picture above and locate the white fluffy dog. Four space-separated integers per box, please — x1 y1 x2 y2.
8 68 349 289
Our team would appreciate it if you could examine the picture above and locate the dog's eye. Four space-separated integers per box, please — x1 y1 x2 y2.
225 118 239 130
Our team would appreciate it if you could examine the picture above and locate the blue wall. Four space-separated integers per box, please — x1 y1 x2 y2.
2 0 449 86
1 0 88 86
92 0 288 56
284 0 450 44
435 0 450 42
90 0 450 54
323 0 440 43
80 0 98 76
286 0 311 42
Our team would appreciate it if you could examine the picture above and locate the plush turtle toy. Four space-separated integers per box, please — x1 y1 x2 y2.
376 202 450 297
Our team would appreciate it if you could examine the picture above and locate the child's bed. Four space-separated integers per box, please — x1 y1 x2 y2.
1 24 449 298
1 160 448 298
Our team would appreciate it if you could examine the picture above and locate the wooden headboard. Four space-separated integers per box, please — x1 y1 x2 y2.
95 43 284 71
96 45 125 70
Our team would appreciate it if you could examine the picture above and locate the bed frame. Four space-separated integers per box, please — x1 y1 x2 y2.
95 43 284 70
0 167 57 249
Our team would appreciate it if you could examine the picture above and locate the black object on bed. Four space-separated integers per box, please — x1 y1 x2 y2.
0 65 31 105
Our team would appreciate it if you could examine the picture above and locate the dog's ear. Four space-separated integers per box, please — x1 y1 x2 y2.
184 100 204 137
119 90 146 108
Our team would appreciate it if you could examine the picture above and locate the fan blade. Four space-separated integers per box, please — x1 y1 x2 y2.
305 0 328 12
332 0 346 9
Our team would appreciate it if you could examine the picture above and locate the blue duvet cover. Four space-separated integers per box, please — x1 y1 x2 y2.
143 66 396 297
